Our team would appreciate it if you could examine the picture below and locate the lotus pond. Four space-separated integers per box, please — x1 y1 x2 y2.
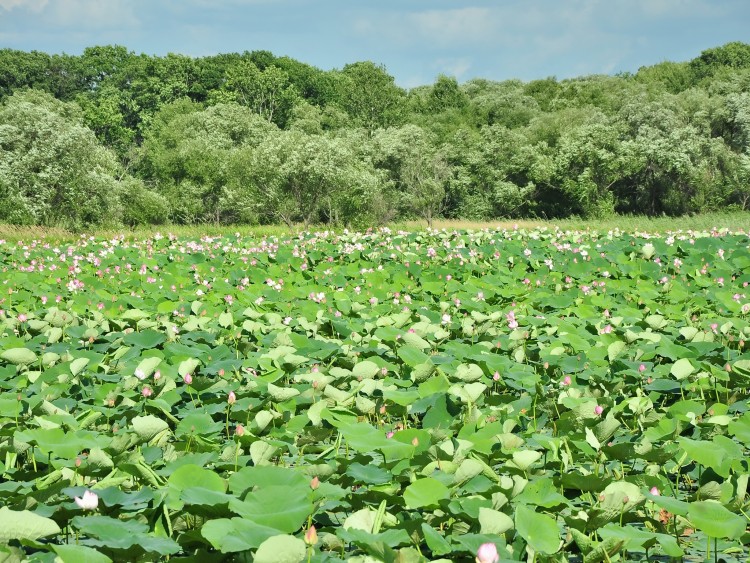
1 226 749 562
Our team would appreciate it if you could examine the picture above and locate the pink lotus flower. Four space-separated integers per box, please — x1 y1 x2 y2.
594 405 604 416
228 391 236 405
141 386 152 398
183 373 193 385
476 542 499 563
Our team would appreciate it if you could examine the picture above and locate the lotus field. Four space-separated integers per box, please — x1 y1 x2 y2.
2 226 750 562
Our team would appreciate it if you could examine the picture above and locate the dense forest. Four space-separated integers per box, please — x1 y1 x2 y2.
1 42 750 228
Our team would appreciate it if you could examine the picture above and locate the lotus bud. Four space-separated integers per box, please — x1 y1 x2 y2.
304 525 318 546
476 542 499 563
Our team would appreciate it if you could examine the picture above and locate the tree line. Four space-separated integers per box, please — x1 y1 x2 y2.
1 42 749 228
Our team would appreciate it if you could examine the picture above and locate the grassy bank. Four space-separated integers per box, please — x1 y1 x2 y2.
1 211 748 243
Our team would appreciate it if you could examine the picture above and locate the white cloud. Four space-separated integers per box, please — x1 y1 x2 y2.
409 7 496 46
47 0 139 29
0 0 47 12
432 57 472 79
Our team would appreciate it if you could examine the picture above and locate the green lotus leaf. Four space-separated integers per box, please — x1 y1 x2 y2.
478 507 514 535
514 504 560 554
53 544 113 563
254 534 306 563
687 500 746 539
670 358 695 380
403 478 450 509
1 347 37 365
131 415 169 442
230 485 312 532
0 507 61 542
352 360 380 379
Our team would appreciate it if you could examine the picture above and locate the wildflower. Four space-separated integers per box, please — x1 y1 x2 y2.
506 310 518 329
304 525 318 546
74 490 99 511
476 542 499 563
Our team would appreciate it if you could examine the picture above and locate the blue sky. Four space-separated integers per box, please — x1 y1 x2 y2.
1 0 748 88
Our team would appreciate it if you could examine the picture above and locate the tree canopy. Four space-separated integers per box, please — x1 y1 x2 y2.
1 42 750 227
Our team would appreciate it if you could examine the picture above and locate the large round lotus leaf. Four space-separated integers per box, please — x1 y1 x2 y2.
0 507 61 542
688 500 746 539
514 504 560 554
404 478 450 509
254 534 306 563
1 347 37 365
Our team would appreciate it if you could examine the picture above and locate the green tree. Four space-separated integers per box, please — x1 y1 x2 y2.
212 60 298 126
336 62 406 133
372 125 451 227
0 90 140 227
464 79 541 128
428 75 468 112
139 101 276 223
690 42 750 80
533 120 623 218
235 129 379 228
635 61 695 94
615 98 712 215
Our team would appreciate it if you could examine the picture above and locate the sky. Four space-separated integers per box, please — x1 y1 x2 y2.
1 0 749 88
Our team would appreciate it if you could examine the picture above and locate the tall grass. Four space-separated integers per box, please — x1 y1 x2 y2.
1 211 748 243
